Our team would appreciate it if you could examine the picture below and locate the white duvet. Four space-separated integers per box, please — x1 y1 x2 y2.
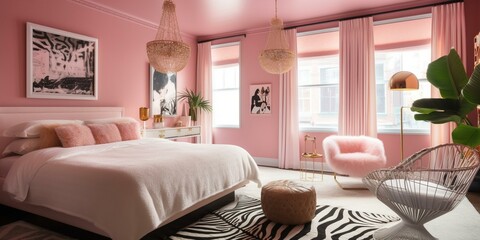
3 138 261 240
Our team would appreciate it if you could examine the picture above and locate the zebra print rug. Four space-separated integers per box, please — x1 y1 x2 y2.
169 195 400 240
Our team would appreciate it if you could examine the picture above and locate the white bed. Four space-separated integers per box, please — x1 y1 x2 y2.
0 107 261 240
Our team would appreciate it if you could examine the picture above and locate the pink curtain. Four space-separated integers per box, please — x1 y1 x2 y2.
278 28 300 169
196 42 213 143
338 17 377 137
431 2 466 146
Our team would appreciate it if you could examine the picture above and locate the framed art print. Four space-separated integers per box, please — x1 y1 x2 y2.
150 66 177 116
250 84 271 114
26 22 98 100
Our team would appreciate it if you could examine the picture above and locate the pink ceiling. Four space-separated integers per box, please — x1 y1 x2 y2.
88 0 445 40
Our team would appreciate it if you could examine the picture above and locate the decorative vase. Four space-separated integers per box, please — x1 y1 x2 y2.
153 114 164 129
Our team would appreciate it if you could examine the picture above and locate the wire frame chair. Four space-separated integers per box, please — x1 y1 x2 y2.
363 143 480 240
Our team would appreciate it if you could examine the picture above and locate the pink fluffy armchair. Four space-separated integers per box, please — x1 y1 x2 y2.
322 135 386 187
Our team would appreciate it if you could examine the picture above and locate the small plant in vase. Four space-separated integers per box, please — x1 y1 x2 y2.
178 89 212 125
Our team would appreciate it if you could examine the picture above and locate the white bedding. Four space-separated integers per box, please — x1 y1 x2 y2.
3 138 261 240
0 156 18 178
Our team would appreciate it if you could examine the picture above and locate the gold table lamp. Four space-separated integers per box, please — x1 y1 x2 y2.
139 107 149 135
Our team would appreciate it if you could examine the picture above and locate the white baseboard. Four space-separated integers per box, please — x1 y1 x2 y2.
252 157 333 172
253 157 277 167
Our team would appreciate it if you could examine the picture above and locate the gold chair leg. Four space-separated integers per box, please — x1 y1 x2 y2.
333 173 367 190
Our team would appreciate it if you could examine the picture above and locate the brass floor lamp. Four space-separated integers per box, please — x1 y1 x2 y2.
389 71 419 160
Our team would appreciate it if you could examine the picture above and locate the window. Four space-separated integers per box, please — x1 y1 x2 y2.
297 15 431 133
375 46 431 132
297 29 340 131
298 56 339 130
211 42 240 127
374 16 432 133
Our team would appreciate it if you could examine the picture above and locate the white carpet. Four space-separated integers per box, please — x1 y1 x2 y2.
236 166 480 240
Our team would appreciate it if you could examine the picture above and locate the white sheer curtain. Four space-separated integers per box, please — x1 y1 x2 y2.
196 42 213 143
338 17 377 137
431 2 466 146
278 28 300 169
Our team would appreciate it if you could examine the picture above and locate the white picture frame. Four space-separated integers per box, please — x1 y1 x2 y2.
149 66 177 116
250 84 271 114
26 22 98 100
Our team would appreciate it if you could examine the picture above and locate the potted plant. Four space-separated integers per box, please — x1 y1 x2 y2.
411 48 480 148
177 88 212 123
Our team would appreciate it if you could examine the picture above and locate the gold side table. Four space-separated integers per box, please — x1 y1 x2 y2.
300 135 324 181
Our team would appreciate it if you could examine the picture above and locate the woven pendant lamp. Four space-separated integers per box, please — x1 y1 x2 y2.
147 0 190 74
259 0 295 74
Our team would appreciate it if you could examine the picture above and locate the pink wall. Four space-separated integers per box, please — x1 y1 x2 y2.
210 11 435 165
210 29 431 164
298 132 429 168
212 33 280 158
1 0 476 166
0 0 196 127
225 2 476 165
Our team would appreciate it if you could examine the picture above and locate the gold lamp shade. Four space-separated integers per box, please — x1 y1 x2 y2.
139 107 149 121
389 71 419 90
388 71 419 161
147 0 190 74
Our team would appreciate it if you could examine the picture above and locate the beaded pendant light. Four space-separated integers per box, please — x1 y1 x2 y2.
147 0 190 74
258 0 295 74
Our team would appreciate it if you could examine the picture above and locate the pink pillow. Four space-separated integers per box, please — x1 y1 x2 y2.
55 124 96 148
115 122 141 141
3 120 83 138
87 123 122 144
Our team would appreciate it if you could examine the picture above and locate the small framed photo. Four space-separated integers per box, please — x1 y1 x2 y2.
250 84 271 114
26 22 98 100
150 66 177 116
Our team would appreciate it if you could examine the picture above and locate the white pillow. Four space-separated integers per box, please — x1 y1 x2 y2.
84 117 138 125
2 120 83 138
2 138 42 156
2 131 64 156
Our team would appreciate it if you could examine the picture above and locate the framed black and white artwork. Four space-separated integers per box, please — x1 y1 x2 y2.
150 66 177 116
26 22 98 100
250 84 271 114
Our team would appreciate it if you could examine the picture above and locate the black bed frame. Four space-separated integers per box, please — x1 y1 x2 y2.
0 192 235 240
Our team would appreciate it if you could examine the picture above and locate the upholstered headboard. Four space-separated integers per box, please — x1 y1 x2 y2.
0 107 124 154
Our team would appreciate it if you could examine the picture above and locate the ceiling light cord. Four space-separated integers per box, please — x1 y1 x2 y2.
275 0 278 19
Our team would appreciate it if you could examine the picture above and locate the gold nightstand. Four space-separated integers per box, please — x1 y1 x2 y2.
300 135 324 181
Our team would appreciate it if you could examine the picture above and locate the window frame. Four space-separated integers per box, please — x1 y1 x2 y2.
374 45 432 135
211 42 241 128
297 54 340 132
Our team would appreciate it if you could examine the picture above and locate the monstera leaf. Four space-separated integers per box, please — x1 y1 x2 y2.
463 64 480 105
411 49 480 148
452 124 480 147
426 49 469 99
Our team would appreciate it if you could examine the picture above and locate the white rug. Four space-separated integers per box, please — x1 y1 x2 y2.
235 166 480 240
171 194 399 239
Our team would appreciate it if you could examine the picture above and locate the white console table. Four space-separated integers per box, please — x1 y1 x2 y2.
143 126 201 142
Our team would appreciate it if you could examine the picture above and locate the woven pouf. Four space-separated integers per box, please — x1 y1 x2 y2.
261 180 316 225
